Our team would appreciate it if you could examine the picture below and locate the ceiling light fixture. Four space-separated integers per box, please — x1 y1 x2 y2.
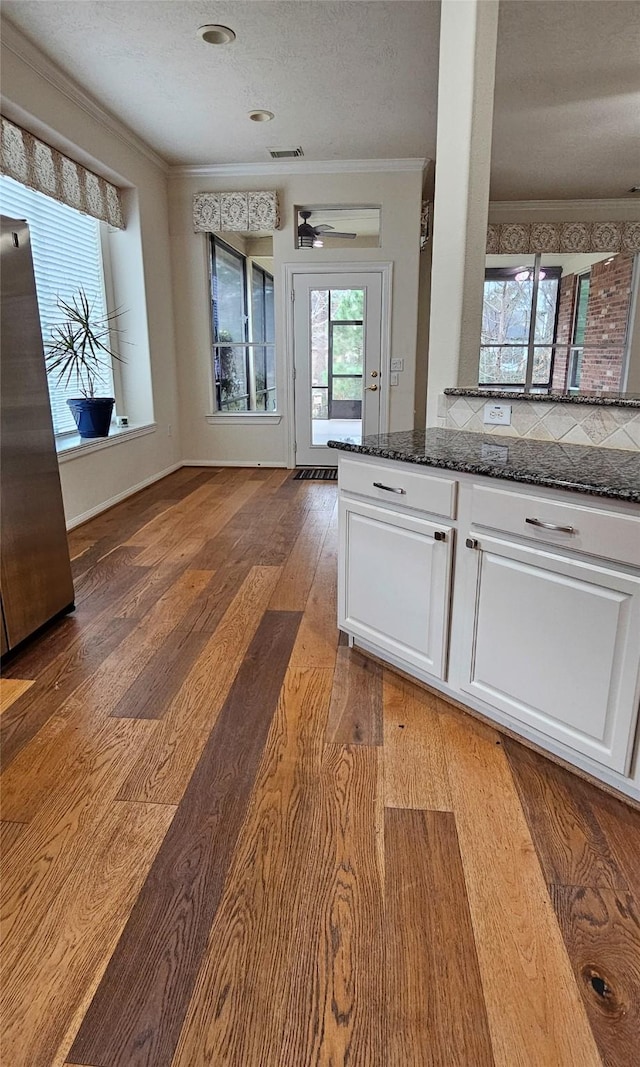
197 24 236 45
515 268 546 282
248 110 274 123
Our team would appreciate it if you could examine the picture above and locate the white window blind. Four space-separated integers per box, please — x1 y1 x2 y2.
0 174 114 435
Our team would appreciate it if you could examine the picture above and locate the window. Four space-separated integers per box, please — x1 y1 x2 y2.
480 265 560 388
568 273 590 390
0 174 116 436
210 237 276 412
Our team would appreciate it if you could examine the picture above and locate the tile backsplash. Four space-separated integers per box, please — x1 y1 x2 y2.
438 395 640 450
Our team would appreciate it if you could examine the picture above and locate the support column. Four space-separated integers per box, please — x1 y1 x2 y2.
425 0 499 426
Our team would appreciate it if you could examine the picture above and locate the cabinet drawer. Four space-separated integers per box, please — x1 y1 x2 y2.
471 484 640 567
339 457 457 518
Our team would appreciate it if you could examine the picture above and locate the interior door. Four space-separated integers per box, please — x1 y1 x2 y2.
292 271 383 466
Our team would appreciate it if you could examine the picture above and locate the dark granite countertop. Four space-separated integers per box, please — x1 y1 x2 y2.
444 388 640 408
328 428 640 503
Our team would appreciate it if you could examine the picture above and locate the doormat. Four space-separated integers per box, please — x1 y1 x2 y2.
294 468 338 481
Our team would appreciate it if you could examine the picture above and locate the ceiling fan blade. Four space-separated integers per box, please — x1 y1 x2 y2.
326 231 357 239
314 225 335 232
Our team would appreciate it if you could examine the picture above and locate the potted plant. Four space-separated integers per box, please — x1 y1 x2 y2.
44 288 127 439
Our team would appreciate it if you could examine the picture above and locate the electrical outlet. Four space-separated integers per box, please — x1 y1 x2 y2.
390 372 400 386
390 358 404 372
483 402 512 426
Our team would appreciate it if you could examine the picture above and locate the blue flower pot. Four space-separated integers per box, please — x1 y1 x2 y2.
67 397 115 439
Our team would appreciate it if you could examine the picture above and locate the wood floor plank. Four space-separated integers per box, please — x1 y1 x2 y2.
440 706 602 1067
61 569 215 724
1 573 213 814
289 505 339 669
172 665 335 1067
0 820 26 855
585 789 640 900
0 614 81 680
383 671 452 811
268 506 332 610
68 610 301 1067
385 808 494 1066
0 678 34 713
117 565 283 805
0 618 136 772
505 738 629 890
277 743 385 1066
176 561 252 633
326 646 383 745
1 717 158 976
73 545 142 604
1 799 174 1067
551 885 640 1067
109 629 211 720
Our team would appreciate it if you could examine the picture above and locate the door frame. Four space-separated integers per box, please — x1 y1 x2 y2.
283 261 393 467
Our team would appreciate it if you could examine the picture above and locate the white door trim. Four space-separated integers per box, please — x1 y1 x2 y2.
283 261 393 467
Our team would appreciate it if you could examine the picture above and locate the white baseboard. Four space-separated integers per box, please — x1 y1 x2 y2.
181 460 289 468
65 463 183 530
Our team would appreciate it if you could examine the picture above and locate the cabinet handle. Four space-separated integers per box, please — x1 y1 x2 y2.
525 517 575 534
373 482 406 494
466 537 479 550
434 531 447 542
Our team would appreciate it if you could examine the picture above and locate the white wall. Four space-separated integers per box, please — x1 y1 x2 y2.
168 167 423 465
1 23 181 525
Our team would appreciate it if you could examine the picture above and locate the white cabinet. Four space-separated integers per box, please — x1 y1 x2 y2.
336 450 640 798
460 534 640 773
338 498 453 679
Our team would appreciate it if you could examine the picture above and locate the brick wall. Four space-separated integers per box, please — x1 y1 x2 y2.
550 253 634 393
580 252 634 392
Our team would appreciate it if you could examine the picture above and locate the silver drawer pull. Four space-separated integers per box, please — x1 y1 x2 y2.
373 482 406 494
526 517 575 534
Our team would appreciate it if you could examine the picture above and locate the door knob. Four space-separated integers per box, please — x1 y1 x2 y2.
370 370 378 378
365 384 378 391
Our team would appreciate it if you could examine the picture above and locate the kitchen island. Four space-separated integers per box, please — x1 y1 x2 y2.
329 428 640 802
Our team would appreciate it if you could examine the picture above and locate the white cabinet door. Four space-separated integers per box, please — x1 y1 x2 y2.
461 534 640 772
338 498 453 679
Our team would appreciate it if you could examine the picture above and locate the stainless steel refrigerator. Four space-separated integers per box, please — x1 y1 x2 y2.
1 214 74 653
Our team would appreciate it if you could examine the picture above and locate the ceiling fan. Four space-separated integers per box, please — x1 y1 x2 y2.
297 210 357 247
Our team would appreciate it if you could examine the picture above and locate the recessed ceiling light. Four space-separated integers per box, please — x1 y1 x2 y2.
248 110 274 123
197 24 236 45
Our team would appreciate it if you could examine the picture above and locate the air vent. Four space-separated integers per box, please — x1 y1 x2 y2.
268 147 304 159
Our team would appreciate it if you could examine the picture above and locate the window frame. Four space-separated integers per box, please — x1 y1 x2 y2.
479 263 562 390
0 174 123 438
209 235 276 414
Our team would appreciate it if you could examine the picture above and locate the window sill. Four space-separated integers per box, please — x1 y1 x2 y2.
205 413 282 426
56 422 157 463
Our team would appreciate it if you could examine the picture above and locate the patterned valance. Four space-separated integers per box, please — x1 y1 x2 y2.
193 191 280 233
487 220 640 255
0 117 124 230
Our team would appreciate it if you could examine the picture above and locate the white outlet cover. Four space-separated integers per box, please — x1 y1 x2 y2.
483 402 512 426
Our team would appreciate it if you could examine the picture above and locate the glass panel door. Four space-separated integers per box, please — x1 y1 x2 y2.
293 271 383 466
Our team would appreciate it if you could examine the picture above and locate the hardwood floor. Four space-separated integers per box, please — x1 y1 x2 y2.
1 465 639 1067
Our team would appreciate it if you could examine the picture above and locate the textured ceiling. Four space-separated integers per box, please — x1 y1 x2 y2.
0 1 440 166
492 0 640 200
2 0 639 200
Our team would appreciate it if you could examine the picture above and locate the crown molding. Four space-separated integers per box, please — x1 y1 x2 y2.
1 17 169 174
489 198 640 220
170 158 428 179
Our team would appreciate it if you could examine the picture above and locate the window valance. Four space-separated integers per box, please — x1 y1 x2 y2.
193 191 280 233
486 220 640 255
1 116 124 230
